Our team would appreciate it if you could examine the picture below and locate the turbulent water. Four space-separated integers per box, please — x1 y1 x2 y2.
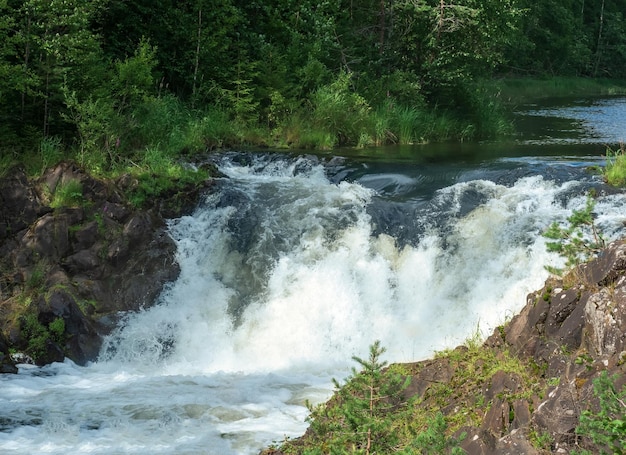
1 98 626 454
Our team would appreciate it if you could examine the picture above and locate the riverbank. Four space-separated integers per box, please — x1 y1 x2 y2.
0 161 218 371
264 239 626 454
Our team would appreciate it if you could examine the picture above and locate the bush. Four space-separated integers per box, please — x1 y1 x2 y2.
50 179 84 209
310 72 372 146
400 412 466 455
543 194 605 275
576 372 626 454
20 313 66 361
603 144 626 187
276 341 466 454
302 341 410 454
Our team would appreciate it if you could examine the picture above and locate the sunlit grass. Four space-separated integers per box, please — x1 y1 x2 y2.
603 143 626 187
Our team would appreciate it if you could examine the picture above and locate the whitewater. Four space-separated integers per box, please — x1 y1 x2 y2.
2 149 626 454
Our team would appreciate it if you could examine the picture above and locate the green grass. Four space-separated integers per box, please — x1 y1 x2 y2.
274 335 545 454
50 179 84 209
123 146 209 208
603 144 626 187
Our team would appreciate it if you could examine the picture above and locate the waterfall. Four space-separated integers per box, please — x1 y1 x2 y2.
2 151 625 455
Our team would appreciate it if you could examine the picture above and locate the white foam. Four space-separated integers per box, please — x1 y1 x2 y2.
2 156 626 455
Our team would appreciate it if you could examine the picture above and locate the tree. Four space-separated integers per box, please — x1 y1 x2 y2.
5 0 104 138
543 194 605 276
305 341 411 454
0 0 25 145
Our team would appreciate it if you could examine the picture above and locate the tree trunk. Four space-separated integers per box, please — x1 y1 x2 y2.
192 8 202 108
593 0 605 77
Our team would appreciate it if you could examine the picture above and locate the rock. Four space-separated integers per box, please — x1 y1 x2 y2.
510 399 532 430
533 382 580 445
0 166 48 241
460 428 496 455
64 249 101 272
0 331 17 373
583 286 626 361
73 220 99 249
0 161 195 369
265 239 626 454
504 292 549 357
494 429 539 455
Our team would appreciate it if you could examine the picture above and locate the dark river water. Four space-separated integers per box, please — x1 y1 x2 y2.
1 97 625 455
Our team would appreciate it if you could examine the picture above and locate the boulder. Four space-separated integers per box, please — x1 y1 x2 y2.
0 161 199 368
0 166 48 241
0 331 17 373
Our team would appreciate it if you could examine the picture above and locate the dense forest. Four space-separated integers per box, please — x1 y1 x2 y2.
1 0 626 176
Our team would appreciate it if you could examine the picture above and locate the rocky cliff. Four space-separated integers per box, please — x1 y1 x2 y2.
265 240 626 454
0 162 210 371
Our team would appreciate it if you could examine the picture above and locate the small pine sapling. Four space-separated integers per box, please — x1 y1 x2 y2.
305 340 411 454
543 194 605 275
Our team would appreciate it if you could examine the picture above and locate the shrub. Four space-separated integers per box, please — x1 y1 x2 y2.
603 143 626 187
543 194 605 275
303 341 411 454
276 341 469 454
576 372 626 454
50 179 84 209
400 412 466 455
20 313 65 361
310 72 372 146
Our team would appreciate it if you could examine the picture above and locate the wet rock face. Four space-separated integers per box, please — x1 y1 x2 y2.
0 163 190 370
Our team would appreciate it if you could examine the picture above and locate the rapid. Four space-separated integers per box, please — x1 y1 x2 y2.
1 96 625 454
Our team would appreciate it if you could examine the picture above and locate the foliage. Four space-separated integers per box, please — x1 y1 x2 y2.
309 73 372 147
0 0 625 170
276 341 478 454
399 412 465 455
543 194 605 276
25 261 48 292
603 144 626 187
302 340 411 454
50 180 84 209
124 149 209 208
20 312 65 361
576 371 626 454
36 137 64 176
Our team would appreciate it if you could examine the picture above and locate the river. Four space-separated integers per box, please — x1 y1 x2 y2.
1 97 625 454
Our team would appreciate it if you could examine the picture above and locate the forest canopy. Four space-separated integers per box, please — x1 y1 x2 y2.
1 0 626 164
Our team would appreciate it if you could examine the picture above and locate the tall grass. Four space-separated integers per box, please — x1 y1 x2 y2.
603 144 626 187
185 108 237 150
392 106 421 144
309 73 373 147
125 145 209 208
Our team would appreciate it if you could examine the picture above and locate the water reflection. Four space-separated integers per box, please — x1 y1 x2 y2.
514 96 626 146
306 96 625 166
